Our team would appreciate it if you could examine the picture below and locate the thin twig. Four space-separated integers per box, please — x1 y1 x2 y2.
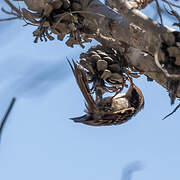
0 17 20 21
121 161 143 180
162 0 180 9
1 7 18 16
155 0 163 24
4 0 21 17
0 0 22 21
167 1 180 21
0 98 16 142
163 102 180 120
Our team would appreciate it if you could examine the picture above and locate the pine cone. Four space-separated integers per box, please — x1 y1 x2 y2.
79 45 140 100
14 0 92 46
69 61 144 126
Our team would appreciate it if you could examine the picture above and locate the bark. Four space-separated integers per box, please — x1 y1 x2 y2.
82 0 180 97
3 0 180 98
105 0 154 10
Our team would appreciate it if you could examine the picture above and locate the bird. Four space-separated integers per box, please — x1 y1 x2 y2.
68 60 144 126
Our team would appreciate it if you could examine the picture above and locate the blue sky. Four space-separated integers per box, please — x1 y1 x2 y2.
0 1 180 180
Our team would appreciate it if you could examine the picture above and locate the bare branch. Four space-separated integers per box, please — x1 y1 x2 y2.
162 0 180 9
4 0 22 17
163 101 180 120
0 98 16 142
85 0 170 55
1 0 180 100
0 0 22 21
106 0 154 10
155 0 163 24
121 161 143 180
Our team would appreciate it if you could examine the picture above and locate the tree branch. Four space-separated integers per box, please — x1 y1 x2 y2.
106 0 154 10
84 0 174 55
1 0 180 99
0 98 16 142
95 33 180 98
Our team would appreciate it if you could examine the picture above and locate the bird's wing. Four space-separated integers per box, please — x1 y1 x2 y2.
68 60 97 112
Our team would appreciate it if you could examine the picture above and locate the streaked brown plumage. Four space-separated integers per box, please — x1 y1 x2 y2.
69 61 144 126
